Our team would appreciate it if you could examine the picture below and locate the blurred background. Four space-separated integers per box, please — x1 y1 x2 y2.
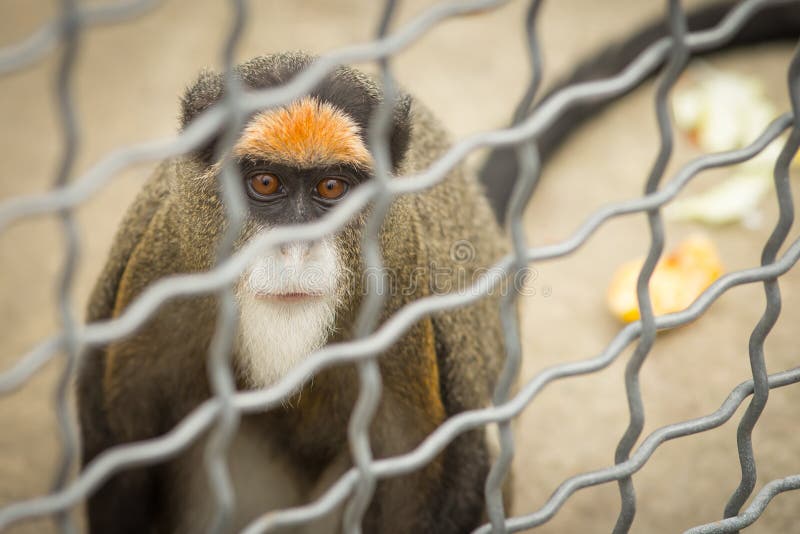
1 0 799 532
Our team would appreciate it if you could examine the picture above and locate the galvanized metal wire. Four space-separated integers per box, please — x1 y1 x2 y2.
613 3 690 532
203 2 250 532
1 0 799 533
49 2 81 534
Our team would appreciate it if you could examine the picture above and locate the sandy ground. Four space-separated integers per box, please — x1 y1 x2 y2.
1 0 799 532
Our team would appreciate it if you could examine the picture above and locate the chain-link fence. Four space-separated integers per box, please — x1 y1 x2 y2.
1 0 799 533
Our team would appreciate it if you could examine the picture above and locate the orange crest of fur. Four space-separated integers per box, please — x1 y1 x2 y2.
234 97 372 169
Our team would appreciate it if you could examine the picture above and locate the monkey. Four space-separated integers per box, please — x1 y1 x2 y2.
482 0 800 221
77 52 511 534
75 4 800 532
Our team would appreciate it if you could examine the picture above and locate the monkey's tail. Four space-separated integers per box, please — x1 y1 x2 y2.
480 1 800 222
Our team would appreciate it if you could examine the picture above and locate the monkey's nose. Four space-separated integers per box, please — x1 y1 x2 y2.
280 241 312 262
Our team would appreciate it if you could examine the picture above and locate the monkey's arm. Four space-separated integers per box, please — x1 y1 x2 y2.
77 163 174 534
368 101 509 533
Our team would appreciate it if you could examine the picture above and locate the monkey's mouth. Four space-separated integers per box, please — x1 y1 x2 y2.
253 291 324 303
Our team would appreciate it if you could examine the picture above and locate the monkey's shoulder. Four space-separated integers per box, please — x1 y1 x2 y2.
86 162 179 323
399 101 508 270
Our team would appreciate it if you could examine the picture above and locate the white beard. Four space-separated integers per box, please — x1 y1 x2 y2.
235 237 341 389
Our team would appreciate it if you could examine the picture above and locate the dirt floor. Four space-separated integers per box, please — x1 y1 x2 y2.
1 0 799 532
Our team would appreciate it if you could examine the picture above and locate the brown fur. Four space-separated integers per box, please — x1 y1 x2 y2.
77 52 510 534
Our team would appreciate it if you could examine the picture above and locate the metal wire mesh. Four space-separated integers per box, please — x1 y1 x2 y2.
1 0 799 533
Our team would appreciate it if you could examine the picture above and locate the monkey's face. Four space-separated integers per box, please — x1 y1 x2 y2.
234 235 345 389
229 97 374 389
176 55 413 389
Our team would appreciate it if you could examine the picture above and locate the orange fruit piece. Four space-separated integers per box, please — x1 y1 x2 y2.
607 235 724 323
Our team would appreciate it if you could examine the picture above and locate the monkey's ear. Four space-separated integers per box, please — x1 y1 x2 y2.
389 93 413 171
179 68 225 165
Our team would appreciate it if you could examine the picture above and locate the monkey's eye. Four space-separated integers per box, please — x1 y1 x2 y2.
248 173 283 198
316 178 348 200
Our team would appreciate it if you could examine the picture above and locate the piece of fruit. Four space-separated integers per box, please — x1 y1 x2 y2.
607 235 724 323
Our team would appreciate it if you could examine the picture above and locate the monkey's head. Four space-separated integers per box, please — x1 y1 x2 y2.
174 52 413 389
